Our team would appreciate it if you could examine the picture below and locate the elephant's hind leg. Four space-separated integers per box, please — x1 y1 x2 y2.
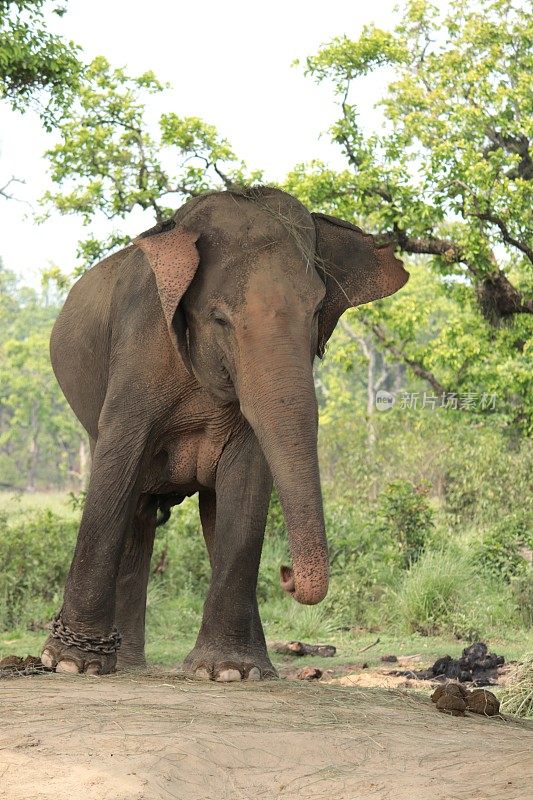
115 494 158 670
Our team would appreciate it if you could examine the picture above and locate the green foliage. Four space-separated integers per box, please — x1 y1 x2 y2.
0 263 84 489
322 503 401 628
264 490 285 539
375 480 434 565
291 0 533 432
510 570 533 629
150 500 210 597
0 0 82 125
0 508 77 629
472 513 533 582
0 494 529 652
67 489 86 512
317 321 533 524
303 0 533 277
390 548 518 638
42 56 262 273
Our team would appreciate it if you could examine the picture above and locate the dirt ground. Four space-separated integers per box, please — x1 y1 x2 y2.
0 672 532 800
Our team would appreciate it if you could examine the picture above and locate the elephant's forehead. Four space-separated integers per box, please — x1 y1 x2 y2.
243 259 325 310
179 189 320 309
181 190 316 254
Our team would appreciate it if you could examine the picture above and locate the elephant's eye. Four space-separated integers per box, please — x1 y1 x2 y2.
212 311 229 327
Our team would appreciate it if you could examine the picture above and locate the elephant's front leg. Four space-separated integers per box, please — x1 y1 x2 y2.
183 427 277 681
41 424 150 675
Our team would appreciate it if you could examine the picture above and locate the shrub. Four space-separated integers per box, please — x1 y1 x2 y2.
510 568 533 628
472 513 533 583
390 550 466 636
375 480 434 566
440 431 533 527
257 535 290 603
265 490 285 539
150 499 210 596
0 509 78 630
322 502 402 628
390 549 519 638
0 498 209 633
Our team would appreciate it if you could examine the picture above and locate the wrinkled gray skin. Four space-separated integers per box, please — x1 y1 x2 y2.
41 187 408 680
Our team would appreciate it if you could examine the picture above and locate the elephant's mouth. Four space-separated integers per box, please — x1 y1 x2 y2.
280 565 296 594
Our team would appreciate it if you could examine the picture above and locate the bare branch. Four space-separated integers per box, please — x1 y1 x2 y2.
0 176 26 202
341 319 447 394
211 161 234 189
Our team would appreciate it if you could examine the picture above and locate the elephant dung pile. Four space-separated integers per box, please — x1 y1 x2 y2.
391 642 505 686
0 654 48 678
431 683 501 717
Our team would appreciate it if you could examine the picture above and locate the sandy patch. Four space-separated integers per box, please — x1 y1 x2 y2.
0 671 531 800
325 669 434 691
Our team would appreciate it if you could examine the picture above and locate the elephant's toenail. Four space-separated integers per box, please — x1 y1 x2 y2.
56 660 80 674
41 650 54 669
216 669 242 682
248 667 261 681
194 668 211 681
85 663 101 675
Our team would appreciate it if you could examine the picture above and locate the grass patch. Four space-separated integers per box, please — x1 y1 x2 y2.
0 491 78 519
2 612 532 672
389 548 519 638
501 654 533 718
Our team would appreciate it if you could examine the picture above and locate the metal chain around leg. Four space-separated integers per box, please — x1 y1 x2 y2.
49 613 122 655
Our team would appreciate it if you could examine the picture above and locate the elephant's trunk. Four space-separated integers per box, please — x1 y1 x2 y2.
236 331 329 605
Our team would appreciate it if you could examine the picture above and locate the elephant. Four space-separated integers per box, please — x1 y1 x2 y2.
41 186 408 680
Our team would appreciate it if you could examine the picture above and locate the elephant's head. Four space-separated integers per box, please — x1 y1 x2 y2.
135 188 408 605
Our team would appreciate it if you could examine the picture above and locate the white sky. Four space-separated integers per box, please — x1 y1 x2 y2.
0 0 418 287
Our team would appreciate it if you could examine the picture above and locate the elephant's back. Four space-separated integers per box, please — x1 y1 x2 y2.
50 246 138 437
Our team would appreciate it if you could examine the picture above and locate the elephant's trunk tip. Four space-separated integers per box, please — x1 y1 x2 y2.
279 563 329 605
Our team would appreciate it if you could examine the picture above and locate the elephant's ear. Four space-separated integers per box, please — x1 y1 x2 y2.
134 221 200 371
313 213 409 357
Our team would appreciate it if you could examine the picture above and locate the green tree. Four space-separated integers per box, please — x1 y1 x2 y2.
0 263 83 489
299 0 532 322
42 57 262 272
291 0 532 431
0 1 82 126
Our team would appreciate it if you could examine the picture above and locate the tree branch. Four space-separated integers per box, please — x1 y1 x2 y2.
341 319 447 394
0 176 26 202
362 320 448 395
474 211 533 265
393 226 464 264
392 226 533 319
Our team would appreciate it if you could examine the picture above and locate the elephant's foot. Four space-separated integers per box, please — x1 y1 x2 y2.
41 615 120 675
41 635 117 674
116 647 147 671
183 641 278 682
